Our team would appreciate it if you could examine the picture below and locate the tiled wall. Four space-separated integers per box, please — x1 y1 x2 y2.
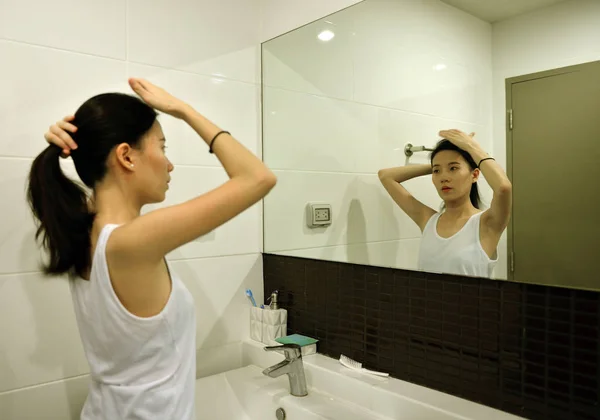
0 1 367 418
0 0 370 420
0 0 266 418
263 254 600 420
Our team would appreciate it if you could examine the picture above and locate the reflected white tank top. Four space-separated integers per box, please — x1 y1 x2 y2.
417 212 497 278
69 224 197 420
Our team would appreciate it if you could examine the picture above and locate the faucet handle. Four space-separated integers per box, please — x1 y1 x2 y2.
264 343 302 360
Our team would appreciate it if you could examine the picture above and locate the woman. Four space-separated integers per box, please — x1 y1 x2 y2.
27 78 276 419
378 129 512 278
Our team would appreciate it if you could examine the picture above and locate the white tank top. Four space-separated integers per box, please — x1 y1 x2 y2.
69 224 197 420
417 212 497 278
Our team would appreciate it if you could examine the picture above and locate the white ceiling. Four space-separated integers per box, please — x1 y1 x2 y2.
440 0 569 22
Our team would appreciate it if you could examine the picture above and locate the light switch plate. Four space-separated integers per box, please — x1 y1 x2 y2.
306 203 332 228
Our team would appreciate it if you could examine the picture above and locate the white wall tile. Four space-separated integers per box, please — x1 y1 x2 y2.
0 341 249 420
263 87 378 173
0 158 43 274
353 50 489 125
0 272 89 393
277 239 422 271
196 341 244 378
128 63 260 166
0 41 127 159
260 0 362 42
127 0 261 83
351 0 491 124
0 374 89 420
262 10 354 100
0 0 270 416
145 166 261 258
492 0 600 74
170 254 263 349
264 171 432 252
0 0 126 59
263 86 486 174
351 0 491 68
415 0 492 69
261 0 492 120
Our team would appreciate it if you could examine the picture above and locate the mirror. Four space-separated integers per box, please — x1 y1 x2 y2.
262 0 600 290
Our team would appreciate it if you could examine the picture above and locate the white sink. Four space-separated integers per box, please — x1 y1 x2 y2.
195 364 390 419
194 340 526 420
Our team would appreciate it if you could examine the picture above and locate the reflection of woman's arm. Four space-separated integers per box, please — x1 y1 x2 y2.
378 164 431 182
470 148 512 232
378 164 436 232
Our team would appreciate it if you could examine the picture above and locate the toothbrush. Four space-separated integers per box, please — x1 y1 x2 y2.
339 354 389 377
245 289 257 307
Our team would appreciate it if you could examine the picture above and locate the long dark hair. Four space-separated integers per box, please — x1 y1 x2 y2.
430 139 481 209
27 93 157 277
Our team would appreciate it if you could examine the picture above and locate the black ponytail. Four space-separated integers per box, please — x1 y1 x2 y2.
28 146 95 277
469 182 480 209
431 139 482 209
27 93 157 278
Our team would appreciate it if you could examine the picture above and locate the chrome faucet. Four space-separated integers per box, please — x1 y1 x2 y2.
262 343 308 397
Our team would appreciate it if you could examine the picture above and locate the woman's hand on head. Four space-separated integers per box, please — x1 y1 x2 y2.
439 129 478 151
128 78 189 119
44 115 78 158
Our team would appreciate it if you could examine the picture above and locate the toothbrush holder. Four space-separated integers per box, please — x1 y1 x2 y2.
250 306 287 345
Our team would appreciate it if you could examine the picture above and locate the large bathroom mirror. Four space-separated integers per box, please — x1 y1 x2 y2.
262 0 600 291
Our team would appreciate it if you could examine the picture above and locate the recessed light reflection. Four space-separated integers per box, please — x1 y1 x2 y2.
318 30 335 42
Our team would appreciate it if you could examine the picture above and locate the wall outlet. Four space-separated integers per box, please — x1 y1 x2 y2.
306 203 332 228
314 208 330 222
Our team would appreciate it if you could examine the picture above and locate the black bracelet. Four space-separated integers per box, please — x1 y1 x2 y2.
478 157 495 168
209 131 230 154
